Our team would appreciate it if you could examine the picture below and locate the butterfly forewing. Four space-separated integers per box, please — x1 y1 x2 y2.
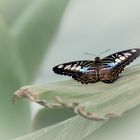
53 60 99 83
53 60 94 75
101 48 140 68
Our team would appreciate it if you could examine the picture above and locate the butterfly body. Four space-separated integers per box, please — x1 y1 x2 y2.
53 48 140 84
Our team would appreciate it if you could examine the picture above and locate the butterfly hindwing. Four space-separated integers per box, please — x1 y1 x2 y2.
100 48 140 83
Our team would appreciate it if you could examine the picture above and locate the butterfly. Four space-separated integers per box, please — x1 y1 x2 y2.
53 48 140 84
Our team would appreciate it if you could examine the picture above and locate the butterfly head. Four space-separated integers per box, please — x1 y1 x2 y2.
95 56 101 62
84 49 111 63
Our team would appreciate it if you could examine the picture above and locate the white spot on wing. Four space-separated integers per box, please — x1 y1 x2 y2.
115 58 121 63
123 52 131 57
119 56 125 60
76 66 81 71
64 65 71 70
70 64 77 70
58 65 64 68
80 61 83 65
131 49 137 53
118 55 123 57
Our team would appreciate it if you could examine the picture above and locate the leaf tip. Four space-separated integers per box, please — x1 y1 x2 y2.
12 86 37 103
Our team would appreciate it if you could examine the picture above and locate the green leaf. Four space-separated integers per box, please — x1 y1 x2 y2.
12 0 69 82
0 18 30 139
13 66 140 120
0 0 32 24
14 116 105 140
82 105 140 140
32 108 75 131
13 105 140 140
13 66 140 140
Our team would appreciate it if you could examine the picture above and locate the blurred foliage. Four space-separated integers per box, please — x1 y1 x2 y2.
0 0 32 24
0 0 69 139
12 0 69 82
0 0 140 140
14 116 105 140
0 18 30 140
13 105 140 140
32 108 75 131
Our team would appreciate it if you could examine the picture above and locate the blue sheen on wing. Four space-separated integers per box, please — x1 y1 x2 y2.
80 67 89 73
107 62 118 67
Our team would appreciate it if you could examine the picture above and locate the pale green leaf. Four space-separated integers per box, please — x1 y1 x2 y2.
14 66 140 120
12 0 69 82
13 66 140 140
0 18 30 139
81 105 140 140
14 116 105 140
0 0 32 24
32 108 75 131
13 105 140 140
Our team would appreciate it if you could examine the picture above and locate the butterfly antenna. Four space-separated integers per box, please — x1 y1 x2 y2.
84 52 97 57
98 48 111 56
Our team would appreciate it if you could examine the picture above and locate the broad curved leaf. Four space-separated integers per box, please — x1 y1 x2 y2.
13 66 140 120
0 18 30 140
14 116 105 140
32 108 75 131
0 0 32 25
12 0 69 82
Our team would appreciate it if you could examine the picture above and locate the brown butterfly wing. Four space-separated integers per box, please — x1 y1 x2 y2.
100 48 140 83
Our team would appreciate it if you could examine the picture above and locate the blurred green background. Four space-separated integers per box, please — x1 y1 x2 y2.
0 0 140 140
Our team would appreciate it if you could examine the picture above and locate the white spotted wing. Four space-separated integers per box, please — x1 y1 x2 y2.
53 60 95 77
101 48 140 69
